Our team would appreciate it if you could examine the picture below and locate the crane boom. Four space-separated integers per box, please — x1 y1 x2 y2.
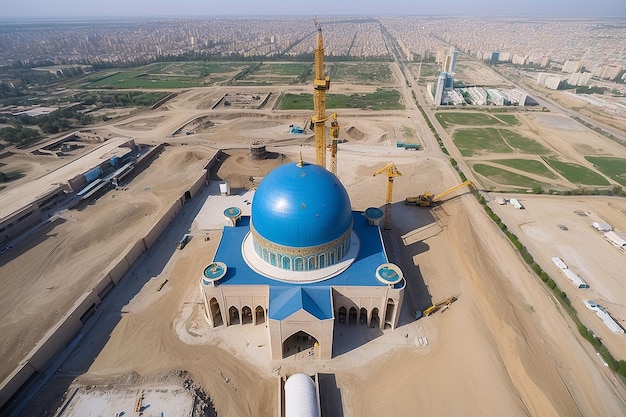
405 180 475 207
432 180 475 202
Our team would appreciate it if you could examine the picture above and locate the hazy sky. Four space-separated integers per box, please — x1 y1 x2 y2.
2 0 625 19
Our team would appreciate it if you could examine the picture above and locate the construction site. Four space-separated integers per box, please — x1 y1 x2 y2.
1 21 626 417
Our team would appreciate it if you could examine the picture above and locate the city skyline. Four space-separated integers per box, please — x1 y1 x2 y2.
2 0 625 19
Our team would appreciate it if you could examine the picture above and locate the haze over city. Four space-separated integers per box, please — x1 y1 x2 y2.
1 0 626 415
2 0 625 19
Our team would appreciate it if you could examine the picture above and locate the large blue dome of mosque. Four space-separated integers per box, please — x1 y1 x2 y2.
251 160 352 248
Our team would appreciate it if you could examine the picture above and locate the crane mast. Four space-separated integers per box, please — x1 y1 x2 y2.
312 21 339 170
373 162 402 230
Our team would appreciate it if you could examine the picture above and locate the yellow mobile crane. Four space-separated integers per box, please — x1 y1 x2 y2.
405 180 475 207
373 162 402 230
311 20 339 170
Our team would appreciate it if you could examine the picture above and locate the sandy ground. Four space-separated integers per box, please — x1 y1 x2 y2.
2 65 626 416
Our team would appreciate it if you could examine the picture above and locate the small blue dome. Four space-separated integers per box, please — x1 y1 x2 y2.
251 161 352 248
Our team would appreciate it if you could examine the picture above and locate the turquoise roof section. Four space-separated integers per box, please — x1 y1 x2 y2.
213 212 389 287
269 286 333 320
251 161 352 248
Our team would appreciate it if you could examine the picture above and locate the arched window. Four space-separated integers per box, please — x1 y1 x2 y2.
270 252 277 266
319 254 325 268
308 256 316 270
282 256 291 270
294 257 304 271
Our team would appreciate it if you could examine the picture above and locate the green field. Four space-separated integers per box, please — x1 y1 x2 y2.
493 114 519 126
453 127 548 157
473 163 548 189
279 89 403 111
452 128 513 157
328 62 393 84
82 62 250 89
436 112 505 129
543 157 610 185
500 130 549 155
235 62 311 85
491 159 559 179
585 156 626 186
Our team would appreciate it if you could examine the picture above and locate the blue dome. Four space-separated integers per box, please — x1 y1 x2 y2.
251 161 352 248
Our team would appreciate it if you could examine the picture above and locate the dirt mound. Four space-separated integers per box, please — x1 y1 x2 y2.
183 151 203 162
346 126 365 140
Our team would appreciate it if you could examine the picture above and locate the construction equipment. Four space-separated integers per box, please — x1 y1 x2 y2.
406 180 475 207
311 20 339 170
373 162 402 230
416 296 458 319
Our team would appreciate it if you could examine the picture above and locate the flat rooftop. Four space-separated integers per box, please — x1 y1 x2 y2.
210 212 391 288
0 137 132 220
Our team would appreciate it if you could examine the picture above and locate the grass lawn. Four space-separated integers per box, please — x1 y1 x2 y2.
491 159 559 179
436 112 504 129
89 71 206 88
83 62 250 89
328 62 393 84
452 128 513 157
543 157 610 185
585 156 626 186
492 114 519 126
256 63 310 76
473 163 548 189
279 89 403 111
500 130 550 155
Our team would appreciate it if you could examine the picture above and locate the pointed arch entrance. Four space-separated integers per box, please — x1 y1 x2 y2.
348 307 358 325
255 305 265 325
282 331 319 359
209 297 223 327
242 306 253 325
228 306 240 325
384 298 395 329
359 307 367 325
371 307 380 329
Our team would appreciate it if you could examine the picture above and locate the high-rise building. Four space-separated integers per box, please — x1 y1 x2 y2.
447 49 458 74
435 72 447 105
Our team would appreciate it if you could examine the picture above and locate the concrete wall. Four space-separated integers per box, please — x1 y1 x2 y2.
126 239 145 266
143 199 183 250
189 171 209 199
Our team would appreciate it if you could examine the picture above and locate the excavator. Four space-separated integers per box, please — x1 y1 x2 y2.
405 180 475 207
414 296 458 319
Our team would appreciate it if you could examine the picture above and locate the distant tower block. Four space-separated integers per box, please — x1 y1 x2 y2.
250 141 267 160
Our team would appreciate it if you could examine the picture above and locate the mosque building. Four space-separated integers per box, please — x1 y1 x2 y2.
199 157 405 360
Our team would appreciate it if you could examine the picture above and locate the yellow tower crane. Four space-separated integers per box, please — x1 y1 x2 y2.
311 20 339 170
373 162 402 230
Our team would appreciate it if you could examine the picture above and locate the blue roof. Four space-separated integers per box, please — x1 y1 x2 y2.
213 212 388 288
269 286 333 320
251 161 352 248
